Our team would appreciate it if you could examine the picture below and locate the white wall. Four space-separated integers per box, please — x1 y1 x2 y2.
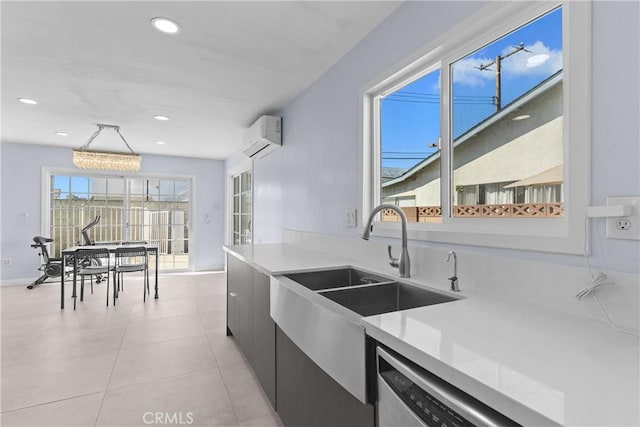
228 1 639 275
0 142 226 281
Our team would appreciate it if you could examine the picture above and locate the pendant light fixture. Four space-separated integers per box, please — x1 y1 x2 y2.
73 124 141 172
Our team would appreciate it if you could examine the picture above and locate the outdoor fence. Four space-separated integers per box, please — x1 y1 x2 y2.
382 202 564 222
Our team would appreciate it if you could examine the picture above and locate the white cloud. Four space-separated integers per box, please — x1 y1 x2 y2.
501 41 563 79
452 41 562 86
452 56 495 87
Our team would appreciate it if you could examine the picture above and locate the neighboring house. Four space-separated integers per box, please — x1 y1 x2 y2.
382 167 408 183
382 71 563 219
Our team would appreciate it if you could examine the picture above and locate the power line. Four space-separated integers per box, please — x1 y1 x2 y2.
395 91 490 99
384 98 493 105
382 157 430 160
383 151 431 154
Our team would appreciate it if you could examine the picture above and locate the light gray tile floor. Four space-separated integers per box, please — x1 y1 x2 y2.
1 272 282 427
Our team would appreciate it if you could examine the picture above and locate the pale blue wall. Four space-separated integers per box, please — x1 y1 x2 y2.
231 1 640 274
0 142 226 281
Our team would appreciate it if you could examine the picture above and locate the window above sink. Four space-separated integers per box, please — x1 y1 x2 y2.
362 1 591 255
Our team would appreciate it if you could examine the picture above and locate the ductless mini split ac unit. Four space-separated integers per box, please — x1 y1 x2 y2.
242 115 282 159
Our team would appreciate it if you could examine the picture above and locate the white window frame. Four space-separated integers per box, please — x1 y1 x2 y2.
361 1 590 255
41 167 196 270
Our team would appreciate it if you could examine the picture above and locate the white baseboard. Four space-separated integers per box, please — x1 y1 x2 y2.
195 264 225 272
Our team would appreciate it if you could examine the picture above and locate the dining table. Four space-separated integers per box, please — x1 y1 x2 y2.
60 243 159 309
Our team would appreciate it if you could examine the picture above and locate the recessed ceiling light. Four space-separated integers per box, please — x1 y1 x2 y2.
155 141 166 145
55 131 69 136
151 17 181 35
18 98 38 105
512 114 531 121
153 115 170 121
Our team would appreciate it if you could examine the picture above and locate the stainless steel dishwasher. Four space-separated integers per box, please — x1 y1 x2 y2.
377 347 521 427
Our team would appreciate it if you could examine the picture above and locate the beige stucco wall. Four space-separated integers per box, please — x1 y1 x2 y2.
454 116 562 186
383 81 563 205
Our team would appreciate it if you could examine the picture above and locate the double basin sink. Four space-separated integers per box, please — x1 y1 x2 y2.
271 267 459 404
284 267 457 317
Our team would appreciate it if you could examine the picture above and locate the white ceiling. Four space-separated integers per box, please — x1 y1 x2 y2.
1 1 400 160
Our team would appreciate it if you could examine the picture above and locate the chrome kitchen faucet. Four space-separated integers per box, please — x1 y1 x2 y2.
362 204 410 278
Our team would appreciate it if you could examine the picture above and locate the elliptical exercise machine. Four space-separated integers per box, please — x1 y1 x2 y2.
27 216 103 289
80 215 100 246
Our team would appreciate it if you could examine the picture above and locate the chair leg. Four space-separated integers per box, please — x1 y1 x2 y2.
106 271 111 307
90 275 94 294
111 269 116 305
113 272 118 306
72 271 77 310
80 276 85 302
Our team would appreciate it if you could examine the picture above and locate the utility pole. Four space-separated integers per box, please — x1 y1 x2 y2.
477 43 528 111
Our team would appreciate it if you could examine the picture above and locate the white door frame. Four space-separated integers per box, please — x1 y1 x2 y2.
225 157 253 245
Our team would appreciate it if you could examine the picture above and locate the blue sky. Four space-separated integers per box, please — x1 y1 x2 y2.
381 7 563 170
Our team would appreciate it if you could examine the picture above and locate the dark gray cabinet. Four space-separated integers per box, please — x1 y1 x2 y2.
226 254 276 407
276 326 375 427
252 270 276 406
227 254 374 427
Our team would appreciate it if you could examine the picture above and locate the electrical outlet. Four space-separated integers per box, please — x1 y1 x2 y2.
616 218 631 230
1 258 12 267
606 197 640 240
346 209 357 228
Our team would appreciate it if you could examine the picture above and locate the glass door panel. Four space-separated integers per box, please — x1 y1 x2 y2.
231 170 252 245
49 173 191 271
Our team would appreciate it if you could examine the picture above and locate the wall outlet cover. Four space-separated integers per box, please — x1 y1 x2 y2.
346 209 357 228
606 197 640 240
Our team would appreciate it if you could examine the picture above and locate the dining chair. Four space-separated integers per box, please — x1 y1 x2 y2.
73 247 111 309
113 246 149 304
118 241 148 292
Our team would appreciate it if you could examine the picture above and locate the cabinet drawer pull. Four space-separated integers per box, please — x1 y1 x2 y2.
229 292 237 298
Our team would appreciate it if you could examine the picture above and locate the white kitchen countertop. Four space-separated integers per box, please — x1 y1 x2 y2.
224 243 640 426
224 243 350 275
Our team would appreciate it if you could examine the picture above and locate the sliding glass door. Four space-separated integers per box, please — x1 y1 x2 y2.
127 178 190 270
49 173 191 271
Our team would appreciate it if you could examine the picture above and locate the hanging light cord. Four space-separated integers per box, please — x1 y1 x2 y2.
576 217 639 337
78 124 136 154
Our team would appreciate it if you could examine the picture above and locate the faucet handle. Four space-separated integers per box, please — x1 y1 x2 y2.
387 245 399 268
448 276 460 292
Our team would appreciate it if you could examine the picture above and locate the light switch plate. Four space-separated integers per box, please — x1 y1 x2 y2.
606 197 640 240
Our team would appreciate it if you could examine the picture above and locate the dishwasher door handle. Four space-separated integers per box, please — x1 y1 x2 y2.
377 347 518 427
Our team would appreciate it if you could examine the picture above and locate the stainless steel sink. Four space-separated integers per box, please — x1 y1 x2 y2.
271 268 460 404
284 268 390 291
319 282 457 317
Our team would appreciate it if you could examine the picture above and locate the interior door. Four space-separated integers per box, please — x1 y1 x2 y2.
231 169 252 245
